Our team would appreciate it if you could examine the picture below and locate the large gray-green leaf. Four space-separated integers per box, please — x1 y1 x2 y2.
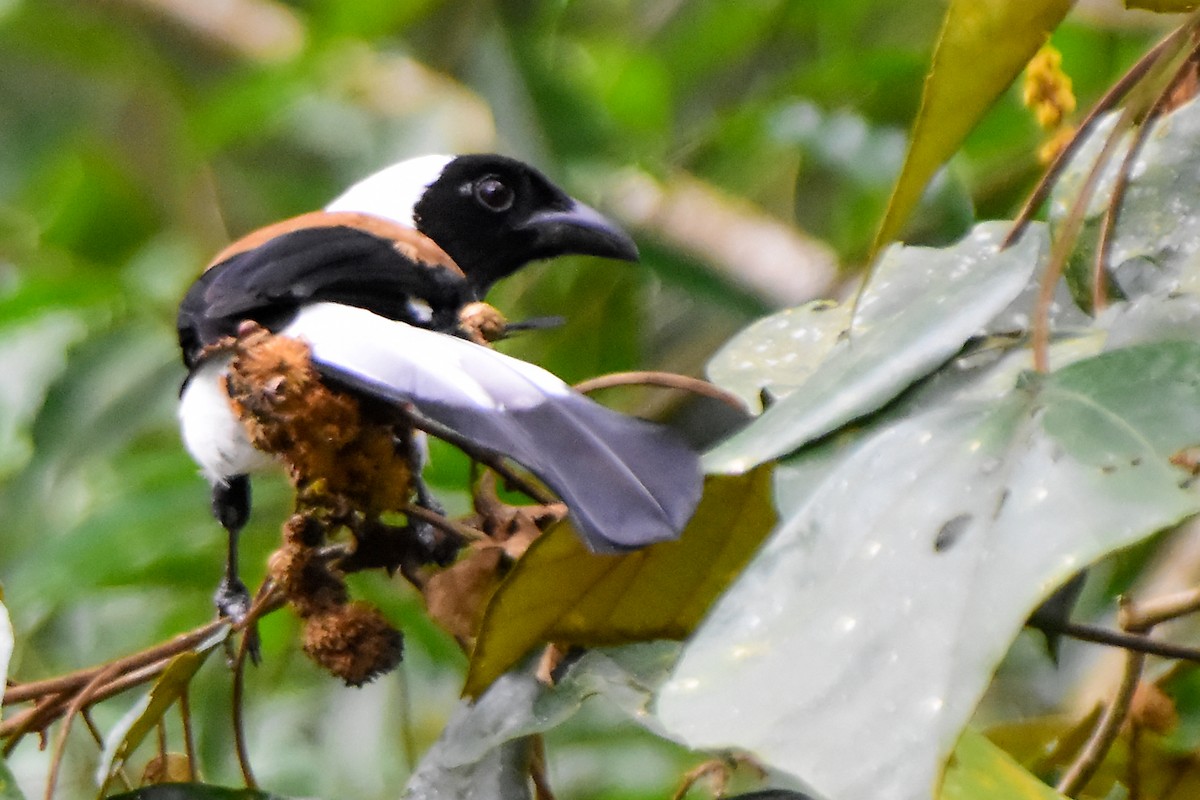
658 341 1200 800
1051 97 1200 305
706 300 851 413
704 222 1045 473
404 644 676 800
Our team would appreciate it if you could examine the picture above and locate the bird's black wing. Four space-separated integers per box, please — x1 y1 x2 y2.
178 225 469 367
282 302 703 552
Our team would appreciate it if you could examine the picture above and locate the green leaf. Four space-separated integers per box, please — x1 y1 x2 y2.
97 631 228 794
940 729 1066 800
0 756 25 800
705 221 1044 474
464 468 775 697
658 340 1200 800
874 0 1074 252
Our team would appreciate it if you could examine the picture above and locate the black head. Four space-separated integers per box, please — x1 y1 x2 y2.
409 155 638 296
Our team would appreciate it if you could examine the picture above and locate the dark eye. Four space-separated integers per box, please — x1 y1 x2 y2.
473 176 514 212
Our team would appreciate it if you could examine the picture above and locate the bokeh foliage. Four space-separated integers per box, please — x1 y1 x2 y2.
0 1 1179 799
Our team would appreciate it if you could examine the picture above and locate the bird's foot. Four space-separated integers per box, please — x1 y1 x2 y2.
408 496 462 567
214 577 261 664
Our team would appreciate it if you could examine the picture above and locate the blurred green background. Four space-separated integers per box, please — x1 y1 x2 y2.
0 1 1174 797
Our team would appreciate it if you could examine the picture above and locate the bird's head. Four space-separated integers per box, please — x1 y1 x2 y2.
325 154 639 297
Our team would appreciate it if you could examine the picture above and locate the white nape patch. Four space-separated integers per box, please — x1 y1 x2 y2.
325 154 454 228
282 303 572 411
179 358 273 484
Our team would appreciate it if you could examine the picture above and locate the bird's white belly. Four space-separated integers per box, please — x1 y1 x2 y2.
178 358 274 484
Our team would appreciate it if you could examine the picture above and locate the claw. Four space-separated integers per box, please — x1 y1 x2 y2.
214 576 261 664
214 575 253 622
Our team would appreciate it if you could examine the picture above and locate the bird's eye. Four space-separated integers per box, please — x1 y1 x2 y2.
473 176 515 212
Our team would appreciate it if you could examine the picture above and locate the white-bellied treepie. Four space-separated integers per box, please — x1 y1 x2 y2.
177 154 703 619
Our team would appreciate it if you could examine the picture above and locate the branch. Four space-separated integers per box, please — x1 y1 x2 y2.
573 370 749 413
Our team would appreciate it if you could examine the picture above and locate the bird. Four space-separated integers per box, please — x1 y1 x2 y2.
176 154 704 620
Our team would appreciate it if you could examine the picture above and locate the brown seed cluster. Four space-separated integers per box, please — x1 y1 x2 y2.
224 324 414 684
224 323 414 516
269 514 404 686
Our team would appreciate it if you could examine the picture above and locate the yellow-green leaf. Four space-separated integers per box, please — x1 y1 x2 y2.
464 468 775 697
97 627 228 795
873 0 1075 255
940 728 1067 800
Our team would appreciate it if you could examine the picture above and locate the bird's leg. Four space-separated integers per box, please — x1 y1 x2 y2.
402 431 461 566
211 475 261 661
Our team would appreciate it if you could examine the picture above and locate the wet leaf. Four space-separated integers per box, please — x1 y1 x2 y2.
874 0 1074 252
658 341 1200 800
706 300 851 413
408 644 675 799
705 222 1044 473
1052 99 1200 309
464 468 775 697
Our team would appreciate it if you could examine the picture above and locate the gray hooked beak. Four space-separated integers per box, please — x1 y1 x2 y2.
523 201 640 263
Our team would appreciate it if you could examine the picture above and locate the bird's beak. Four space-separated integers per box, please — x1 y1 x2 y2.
522 201 640 263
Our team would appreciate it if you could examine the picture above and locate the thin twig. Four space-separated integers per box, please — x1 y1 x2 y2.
3 598 277 747
180 689 198 783
156 718 168 764
3 658 180 750
1092 40 1200 313
530 734 556 800
3 620 229 706
1128 721 1144 800
1004 21 1196 248
44 662 122 800
404 503 488 542
228 581 279 790
573 370 748 413
1032 104 1136 372
1029 617 1200 663
1058 643 1146 794
2 698 67 754
81 710 132 791
231 621 257 790
1125 584 1200 630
